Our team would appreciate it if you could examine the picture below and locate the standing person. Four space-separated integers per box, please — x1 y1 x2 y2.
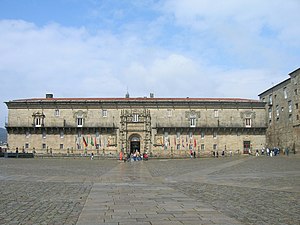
90 152 94 160
193 150 196 158
255 149 259 156
190 149 193 158
285 147 289 156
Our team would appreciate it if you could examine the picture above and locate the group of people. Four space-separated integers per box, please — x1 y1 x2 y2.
189 150 197 158
260 147 286 156
212 150 228 158
210 147 292 157
251 147 292 157
123 150 148 162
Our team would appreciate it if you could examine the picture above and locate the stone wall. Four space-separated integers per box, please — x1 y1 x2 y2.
259 68 300 152
6 98 267 157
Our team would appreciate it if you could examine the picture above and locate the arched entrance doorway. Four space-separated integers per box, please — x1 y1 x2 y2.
130 135 140 154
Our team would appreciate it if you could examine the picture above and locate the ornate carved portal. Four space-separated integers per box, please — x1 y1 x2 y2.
120 109 151 154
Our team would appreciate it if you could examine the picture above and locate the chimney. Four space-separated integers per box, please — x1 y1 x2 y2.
150 93 154 98
46 93 53 99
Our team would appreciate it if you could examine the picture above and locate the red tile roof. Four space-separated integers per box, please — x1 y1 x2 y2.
11 97 260 103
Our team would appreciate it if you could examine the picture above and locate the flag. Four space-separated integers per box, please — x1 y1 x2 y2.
174 136 176 146
91 136 94 146
83 137 88 147
94 137 97 146
194 138 197 148
75 136 80 149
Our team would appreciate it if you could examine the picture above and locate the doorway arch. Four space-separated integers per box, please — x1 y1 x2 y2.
129 134 141 154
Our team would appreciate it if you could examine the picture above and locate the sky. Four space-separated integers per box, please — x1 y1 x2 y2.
0 0 300 128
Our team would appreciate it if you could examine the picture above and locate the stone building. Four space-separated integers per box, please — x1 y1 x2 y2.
5 95 267 157
259 68 300 152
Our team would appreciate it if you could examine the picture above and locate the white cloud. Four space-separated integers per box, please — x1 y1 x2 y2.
162 0 300 68
0 3 298 127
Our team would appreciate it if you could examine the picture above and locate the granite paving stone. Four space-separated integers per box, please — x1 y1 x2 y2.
0 156 299 224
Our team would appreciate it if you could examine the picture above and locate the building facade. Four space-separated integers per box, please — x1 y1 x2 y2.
259 68 300 152
5 96 267 157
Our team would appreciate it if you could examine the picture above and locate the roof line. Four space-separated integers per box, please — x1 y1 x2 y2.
9 97 260 103
258 77 290 96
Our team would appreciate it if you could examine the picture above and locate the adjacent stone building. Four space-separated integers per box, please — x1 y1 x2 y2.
5 95 267 157
259 68 300 152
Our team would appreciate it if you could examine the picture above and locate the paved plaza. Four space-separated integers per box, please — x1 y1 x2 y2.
0 155 299 225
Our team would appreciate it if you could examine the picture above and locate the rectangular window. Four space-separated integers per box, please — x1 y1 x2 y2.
102 109 107 117
55 109 60 116
295 89 298 95
288 101 292 113
96 144 100 149
283 87 288 99
296 103 299 110
25 131 30 138
268 108 272 119
176 132 180 139
42 131 46 139
60 131 64 138
77 117 83 127
60 144 64 149
245 118 251 127
276 105 279 117
269 94 272 105
213 144 217 150
214 110 219 118
176 144 180 150
42 143 46 149
133 114 139 122
201 144 205 151
189 132 193 139
190 118 196 127
25 143 29 149
201 131 205 139
213 131 217 139
35 117 41 127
